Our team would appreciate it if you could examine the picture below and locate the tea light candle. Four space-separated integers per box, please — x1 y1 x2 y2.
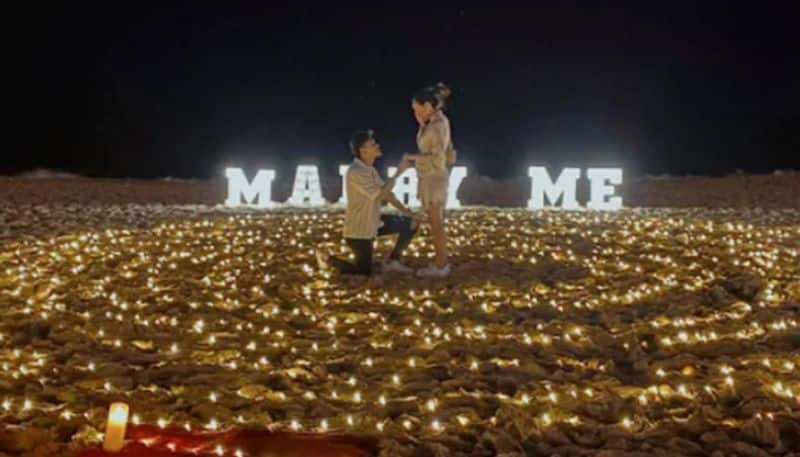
103 402 129 452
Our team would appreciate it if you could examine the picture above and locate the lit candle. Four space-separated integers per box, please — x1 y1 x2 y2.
103 402 129 452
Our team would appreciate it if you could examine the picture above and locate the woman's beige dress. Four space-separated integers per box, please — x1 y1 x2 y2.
416 110 453 210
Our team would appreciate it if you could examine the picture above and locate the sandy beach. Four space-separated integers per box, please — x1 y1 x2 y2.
1 173 799 456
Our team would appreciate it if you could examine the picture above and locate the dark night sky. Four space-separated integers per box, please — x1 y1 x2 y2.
8 2 799 179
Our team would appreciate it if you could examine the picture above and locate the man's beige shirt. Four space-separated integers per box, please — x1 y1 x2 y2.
343 158 384 239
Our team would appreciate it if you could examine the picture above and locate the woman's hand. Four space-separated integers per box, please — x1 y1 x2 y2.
402 153 417 163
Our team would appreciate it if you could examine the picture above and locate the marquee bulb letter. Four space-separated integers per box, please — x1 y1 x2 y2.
287 165 326 206
337 165 349 205
225 167 276 208
387 167 421 208
446 166 467 209
528 167 581 210
587 168 623 210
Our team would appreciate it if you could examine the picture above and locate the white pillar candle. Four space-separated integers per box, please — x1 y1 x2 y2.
103 402 129 452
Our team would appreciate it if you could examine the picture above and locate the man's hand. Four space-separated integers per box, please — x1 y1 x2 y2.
410 210 426 222
406 210 425 231
400 208 424 221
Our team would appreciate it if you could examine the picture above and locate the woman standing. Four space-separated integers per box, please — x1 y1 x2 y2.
404 82 456 278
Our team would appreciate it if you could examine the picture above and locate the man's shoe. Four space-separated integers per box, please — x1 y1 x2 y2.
383 259 414 274
416 263 451 278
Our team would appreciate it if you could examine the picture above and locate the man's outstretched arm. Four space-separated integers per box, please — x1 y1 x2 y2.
382 192 414 216
377 158 411 200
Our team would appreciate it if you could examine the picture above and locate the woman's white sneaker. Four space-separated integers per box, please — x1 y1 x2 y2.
383 259 414 274
416 264 451 278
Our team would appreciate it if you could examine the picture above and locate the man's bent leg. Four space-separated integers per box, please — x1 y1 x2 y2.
327 256 359 275
349 238 374 274
328 238 374 275
377 215 418 261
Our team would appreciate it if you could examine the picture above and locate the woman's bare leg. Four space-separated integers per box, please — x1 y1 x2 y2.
427 203 448 267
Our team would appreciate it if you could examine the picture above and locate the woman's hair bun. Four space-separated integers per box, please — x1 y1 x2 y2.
413 82 453 110
434 82 451 100
434 82 451 109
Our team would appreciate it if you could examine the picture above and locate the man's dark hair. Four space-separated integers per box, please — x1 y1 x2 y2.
349 129 375 158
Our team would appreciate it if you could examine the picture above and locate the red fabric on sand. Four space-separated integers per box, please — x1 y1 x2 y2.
77 425 377 457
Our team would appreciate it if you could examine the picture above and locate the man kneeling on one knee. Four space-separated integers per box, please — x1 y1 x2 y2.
317 129 420 276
